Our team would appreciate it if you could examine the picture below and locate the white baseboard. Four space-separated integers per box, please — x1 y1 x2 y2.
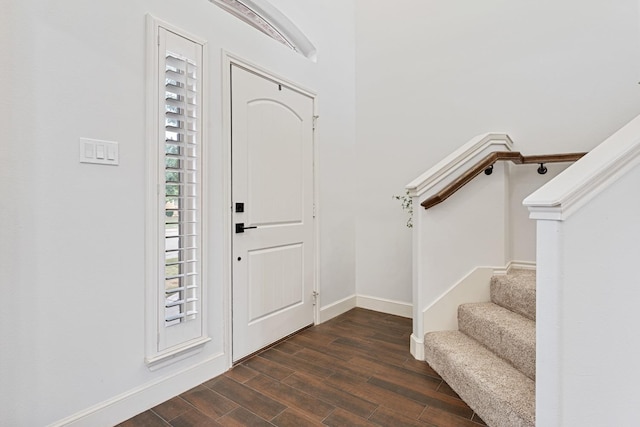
319 294 412 323
410 333 424 360
494 260 536 275
356 295 412 318
319 294 357 323
50 352 228 427
508 260 536 271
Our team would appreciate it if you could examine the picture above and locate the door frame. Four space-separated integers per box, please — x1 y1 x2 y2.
221 51 319 367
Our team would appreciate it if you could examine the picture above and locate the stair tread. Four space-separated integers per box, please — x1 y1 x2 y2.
425 330 535 427
491 269 536 321
459 302 535 380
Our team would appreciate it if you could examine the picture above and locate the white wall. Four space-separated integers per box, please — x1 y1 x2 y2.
4 0 640 423
271 1 358 309
508 163 571 262
0 1 356 425
354 0 640 304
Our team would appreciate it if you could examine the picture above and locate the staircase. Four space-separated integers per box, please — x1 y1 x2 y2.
424 269 536 427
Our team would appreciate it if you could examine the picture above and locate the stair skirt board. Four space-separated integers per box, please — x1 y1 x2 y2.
421 262 534 337
422 267 493 336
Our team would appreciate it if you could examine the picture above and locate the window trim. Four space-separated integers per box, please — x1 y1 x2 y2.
145 15 210 370
209 0 317 61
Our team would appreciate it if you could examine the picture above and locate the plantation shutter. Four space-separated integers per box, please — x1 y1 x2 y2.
158 28 203 351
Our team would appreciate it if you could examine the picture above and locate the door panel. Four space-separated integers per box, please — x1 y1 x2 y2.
247 100 304 226
231 65 314 361
248 243 303 323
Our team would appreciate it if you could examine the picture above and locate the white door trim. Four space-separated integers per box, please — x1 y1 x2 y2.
221 51 319 367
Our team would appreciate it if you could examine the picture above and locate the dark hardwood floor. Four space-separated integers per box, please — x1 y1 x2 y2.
119 309 487 427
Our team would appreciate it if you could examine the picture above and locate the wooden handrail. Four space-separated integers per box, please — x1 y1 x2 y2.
421 151 587 210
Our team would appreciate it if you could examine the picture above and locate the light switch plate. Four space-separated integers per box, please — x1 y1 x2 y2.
79 138 119 165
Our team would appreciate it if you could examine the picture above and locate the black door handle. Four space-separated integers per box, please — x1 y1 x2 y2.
235 223 258 233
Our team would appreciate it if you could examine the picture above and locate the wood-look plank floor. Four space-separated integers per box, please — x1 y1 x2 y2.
119 309 487 427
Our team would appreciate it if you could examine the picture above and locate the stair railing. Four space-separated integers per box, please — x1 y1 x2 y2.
421 151 587 210
406 132 588 362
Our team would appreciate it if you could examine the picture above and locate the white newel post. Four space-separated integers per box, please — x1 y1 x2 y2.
410 192 425 360
524 113 640 426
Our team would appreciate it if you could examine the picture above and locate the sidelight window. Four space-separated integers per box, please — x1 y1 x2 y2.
146 19 209 368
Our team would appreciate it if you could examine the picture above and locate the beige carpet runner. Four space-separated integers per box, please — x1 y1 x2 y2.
424 269 536 427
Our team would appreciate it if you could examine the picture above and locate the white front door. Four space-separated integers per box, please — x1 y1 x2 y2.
231 65 315 362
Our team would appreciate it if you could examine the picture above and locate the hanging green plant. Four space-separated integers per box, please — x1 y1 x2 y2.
393 190 413 228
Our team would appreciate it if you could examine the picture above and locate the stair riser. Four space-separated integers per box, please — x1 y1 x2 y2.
490 274 536 321
424 331 535 427
458 304 536 380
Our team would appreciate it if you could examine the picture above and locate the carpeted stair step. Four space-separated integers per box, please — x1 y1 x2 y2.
491 269 536 321
424 330 535 427
458 302 536 380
